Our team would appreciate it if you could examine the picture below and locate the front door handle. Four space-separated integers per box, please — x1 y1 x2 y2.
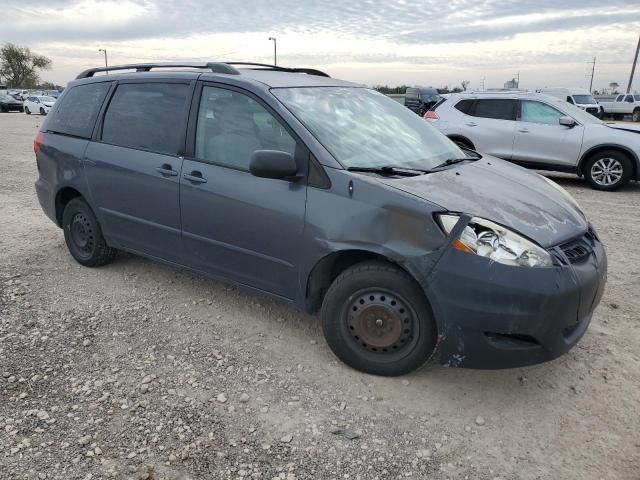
518 128 530 133
183 171 207 184
156 164 178 176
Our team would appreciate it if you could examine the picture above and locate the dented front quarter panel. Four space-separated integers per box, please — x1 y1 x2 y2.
298 163 607 369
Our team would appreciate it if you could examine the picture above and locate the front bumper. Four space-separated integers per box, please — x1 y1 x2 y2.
419 229 607 369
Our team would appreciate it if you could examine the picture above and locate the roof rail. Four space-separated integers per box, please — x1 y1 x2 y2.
76 62 330 79
76 62 240 79
225 62 330 78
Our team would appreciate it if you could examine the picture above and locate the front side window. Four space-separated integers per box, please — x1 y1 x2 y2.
195 86 296 170
520 101 563 125
102 83 189 155
471 99 517 121
273 87 462 170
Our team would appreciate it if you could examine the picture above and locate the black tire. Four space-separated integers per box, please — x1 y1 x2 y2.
633 109 640 123
24 106 30 115
584 150 632 191
62 198 116 267
321 261 437 376
40 107 46 115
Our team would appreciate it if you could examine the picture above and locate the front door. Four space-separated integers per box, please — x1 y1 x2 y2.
179 84 307 299
84 80 192 263
512 100 584 167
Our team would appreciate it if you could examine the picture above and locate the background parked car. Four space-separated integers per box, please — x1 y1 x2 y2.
23 95 56 115
600 94 640 122
0 94 24 112
404 86 442 116
425 91 640 190
539 87 604 119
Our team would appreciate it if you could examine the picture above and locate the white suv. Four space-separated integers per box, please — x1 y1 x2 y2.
426 91 640 190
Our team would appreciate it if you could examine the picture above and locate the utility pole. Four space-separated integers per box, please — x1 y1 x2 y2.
268 37 277 66
515 72 520 88
589 56 596 92
626 34 640 93
98 49 108 74
482 77 486 90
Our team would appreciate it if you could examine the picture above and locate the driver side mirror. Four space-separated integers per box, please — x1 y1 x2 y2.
559 116 577 128
250 150 299 180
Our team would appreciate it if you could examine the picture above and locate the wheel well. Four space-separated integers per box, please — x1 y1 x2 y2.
305 250 412 313
578 146 637 179
55 187 82 227
447 135 475 149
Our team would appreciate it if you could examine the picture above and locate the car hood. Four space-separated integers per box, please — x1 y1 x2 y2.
380 158 588 248
605 123 640 134
43 102 55 107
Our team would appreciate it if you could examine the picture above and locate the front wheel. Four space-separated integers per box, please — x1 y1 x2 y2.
62 198 117 267
40 107 46 115
321 261 437 376
24 106 31 115
584 150 632 191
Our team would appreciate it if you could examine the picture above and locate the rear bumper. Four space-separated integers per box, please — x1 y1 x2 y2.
35 177 58 226
419 233 607 369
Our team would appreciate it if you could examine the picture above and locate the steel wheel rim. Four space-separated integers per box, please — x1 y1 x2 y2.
346 289 417 354
590 158 623 186
70 213 95 256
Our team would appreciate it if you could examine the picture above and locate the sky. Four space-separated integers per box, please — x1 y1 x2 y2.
3 0 640 91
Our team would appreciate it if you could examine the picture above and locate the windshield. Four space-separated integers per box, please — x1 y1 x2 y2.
272 87 463 169
572 94 596 104
38 96 56 102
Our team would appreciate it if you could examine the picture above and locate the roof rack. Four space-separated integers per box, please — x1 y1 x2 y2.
76 62 330 79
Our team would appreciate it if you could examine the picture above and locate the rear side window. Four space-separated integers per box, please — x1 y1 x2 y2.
405 88 419 98
45 82 111 138
454 99 474 114
471 99 516 120
101 83 189 155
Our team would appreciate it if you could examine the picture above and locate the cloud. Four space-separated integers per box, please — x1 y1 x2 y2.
3 0 639 88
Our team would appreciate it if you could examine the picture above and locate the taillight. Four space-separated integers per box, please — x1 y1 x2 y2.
34 131 44 153
424 111 439 121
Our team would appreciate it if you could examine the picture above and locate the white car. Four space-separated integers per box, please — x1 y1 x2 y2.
425 91 640 190
23 95 56 115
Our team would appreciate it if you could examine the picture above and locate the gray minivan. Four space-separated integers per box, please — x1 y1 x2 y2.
34 62 607 376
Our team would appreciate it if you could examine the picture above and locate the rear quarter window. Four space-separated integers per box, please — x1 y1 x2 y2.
454 99 474 114
44 82 111 138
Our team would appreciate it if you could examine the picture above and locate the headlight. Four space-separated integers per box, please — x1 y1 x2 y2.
437 214 553 268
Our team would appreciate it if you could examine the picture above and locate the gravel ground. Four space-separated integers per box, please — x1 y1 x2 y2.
1 112 639 480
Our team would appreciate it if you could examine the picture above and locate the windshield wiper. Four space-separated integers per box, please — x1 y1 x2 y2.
430 153 481 170
346 166 429 176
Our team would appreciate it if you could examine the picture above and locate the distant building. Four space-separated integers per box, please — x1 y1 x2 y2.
504 78 518 89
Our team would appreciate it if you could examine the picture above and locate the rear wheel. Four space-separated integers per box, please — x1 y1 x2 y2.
584 150 632 191
633 109 640 123
62 198 117 267
321 261 437 376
